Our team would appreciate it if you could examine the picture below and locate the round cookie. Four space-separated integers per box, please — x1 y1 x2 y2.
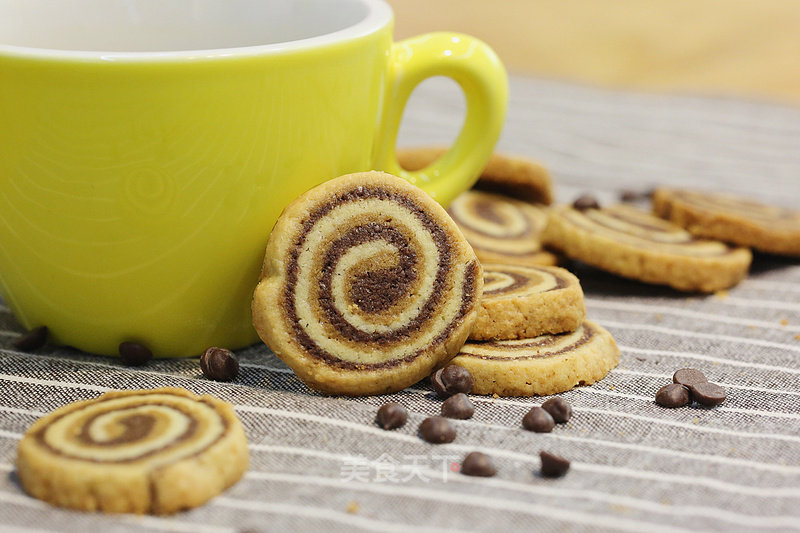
541 203 752 293
447 190 558 267
471 264 585 341
16 388 248 514
251 171 483 396
653 188 800 256
397 146 553 205
452 320 620 396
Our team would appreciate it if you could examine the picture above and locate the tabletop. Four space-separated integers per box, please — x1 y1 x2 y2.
2 76 800 532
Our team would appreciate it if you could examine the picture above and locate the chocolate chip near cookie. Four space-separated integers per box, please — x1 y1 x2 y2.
542 203 752 293
13 326 48 352
451 320 620 396
653 188 800 256
572 194 600 211
447 190 558 267
118 341 153 366
539 451 570 478
376 402 408 430
397 147 553 205
432 365 475 398
690 382 727 407
541 397 572 423
655 383 691 408
16 387 248 514
471 264 585 341
419 416 456 444
673 368 708 388
251 171 482 396
441 393 475 420
460 452 497 477
522 406 555 433
200 347 239 382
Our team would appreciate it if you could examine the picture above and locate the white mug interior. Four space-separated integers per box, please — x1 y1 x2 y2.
0 0 392 56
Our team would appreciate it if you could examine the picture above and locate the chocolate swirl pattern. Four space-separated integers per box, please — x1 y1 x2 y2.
16 388 249 514
472 264 585 341
252 172 483 396
453 320 620 396
447 190 557 266
653 188 800 256
542 204 752 292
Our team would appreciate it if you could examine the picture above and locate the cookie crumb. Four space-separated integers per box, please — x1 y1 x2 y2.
346 501 359 514
780 318 789 326
794 334 800 341
714 290 729 300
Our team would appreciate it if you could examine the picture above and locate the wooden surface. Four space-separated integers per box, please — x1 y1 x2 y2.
388 0 800 105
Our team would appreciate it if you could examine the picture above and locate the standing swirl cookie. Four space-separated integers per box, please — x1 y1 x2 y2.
16 388 248 514
252 171 483 396
542 204 751 292
447 190 558 267
472 264 585 341
653 188 800 256
453 320 620 396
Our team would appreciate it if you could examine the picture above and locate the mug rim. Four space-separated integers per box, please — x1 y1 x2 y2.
0 0 392 62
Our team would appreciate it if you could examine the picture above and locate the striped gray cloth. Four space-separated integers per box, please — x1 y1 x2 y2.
2 76 800 532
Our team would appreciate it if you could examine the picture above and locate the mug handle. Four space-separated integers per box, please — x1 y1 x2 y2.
373 32 508 207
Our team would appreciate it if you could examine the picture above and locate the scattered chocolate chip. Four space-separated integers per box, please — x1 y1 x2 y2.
441 393 475 419
13 326 48 352
460 452 496 477
539 451 570 478
376 402 408 430
541 397 572 423
432 365 474 398
418 416 456 444
655 383 691 408
690 382 727 407
522 406 555 433
200 347 239 381
619 190 641 202
572 194 600 211
673 368 708 389
118 341 153 366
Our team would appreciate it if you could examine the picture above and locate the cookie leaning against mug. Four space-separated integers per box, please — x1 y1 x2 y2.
16 388 249 514
652 188 800 256
398 146 553 205
542 203 751 292
471 264 585 341
447 190 558 267
252 171 482 396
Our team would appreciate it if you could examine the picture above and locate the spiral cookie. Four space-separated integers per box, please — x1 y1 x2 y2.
453 320 619 396
542 204 751 292
472 264 585 341
397 147 553 205
16 388 248 514
447 190 558 267
251 171 483 396
653 188 800 256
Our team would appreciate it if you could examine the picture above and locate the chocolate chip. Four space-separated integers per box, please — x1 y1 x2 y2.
418 416 456 444
619 189 653 203
199 347 239 381
376 402 408 430
522 406 555 432
690 382 727 407
441 393 474 419
541 397 572 423
13 326 47 352
432 365 474 398
655 383 691 408
572 194 600 211
539 451 570 478
673 368 708 389
460 452 496 477
118 342 153 366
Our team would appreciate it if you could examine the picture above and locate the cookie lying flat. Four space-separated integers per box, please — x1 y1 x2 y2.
653 188 800 256
542 204 751 293
452 320 619 396
252 171 482 396
471 264 585 341
398 147 553 205
447 190 558 267
16 388 248 514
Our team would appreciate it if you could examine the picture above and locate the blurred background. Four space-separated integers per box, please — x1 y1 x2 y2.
387 0 800 105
